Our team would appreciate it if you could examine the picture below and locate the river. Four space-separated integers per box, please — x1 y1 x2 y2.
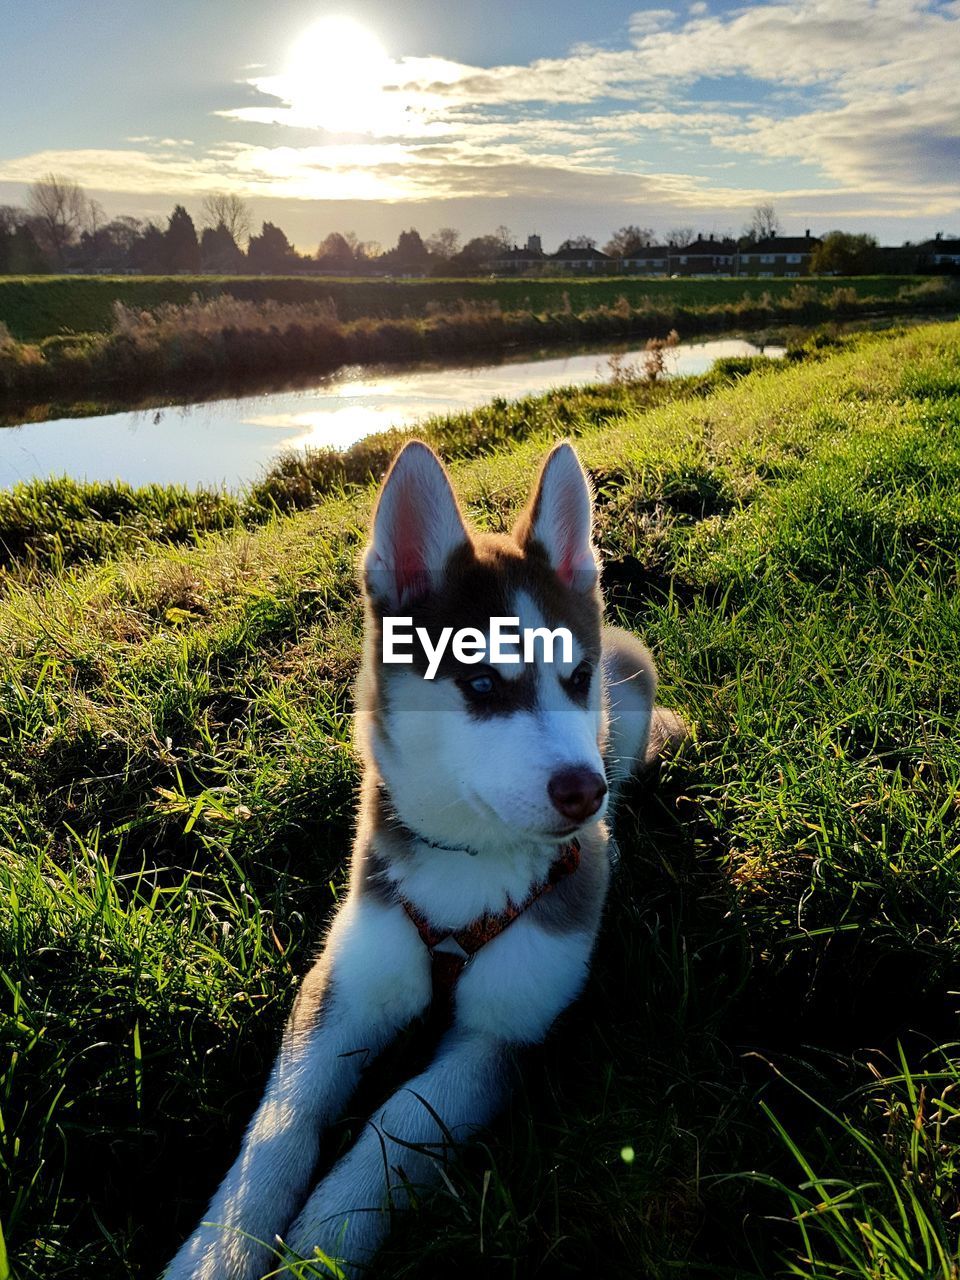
0 334 783 490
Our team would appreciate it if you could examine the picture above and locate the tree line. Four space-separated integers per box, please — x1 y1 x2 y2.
0 177 945 278
0 175 518 277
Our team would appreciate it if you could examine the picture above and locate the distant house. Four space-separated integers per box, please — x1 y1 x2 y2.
669 235 737 276
737 230 820 278
487 228 840 279
549 244 616 274
621 245 669 276
917 233 960 272
490 235 617 276
490 234 547 275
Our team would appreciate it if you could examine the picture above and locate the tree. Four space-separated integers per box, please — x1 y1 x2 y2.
426 227 461 260
247 221 299 273
558 234 597 250
75 203 125 271
88 216 145 270
744 203 781 243
316 231 357 272
85 198 106 238
810 231 880 276
666 226 696 247
163 205 201 273
0 219 49 274
396 228 430 266
355 238 380 264
384 228 431 272
604 225 655 257
200 222 245 273
200 193 252 246
27 173 89 265
0 206 19 237
106 216 147 260
76 226 107 271
129 222 167 274
444 234 508 274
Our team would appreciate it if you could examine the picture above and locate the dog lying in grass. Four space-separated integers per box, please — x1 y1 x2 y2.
166 440 683 1279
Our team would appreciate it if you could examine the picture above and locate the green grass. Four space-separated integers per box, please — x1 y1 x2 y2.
0 273 937 343
3 320 960 1277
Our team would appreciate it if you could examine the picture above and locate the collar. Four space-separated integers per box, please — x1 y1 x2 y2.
376 784 485 857
408 832 483 857
399 838 582 1009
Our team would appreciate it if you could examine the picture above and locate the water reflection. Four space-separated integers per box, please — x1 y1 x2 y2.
0 337 783 491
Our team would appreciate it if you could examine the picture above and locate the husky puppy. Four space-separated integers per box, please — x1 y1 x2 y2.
167 440 681 1279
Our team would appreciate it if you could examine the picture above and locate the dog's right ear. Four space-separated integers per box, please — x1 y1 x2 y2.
363 441 469 609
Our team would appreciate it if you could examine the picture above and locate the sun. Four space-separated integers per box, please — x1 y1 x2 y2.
282 15 397 134
287 15 387 77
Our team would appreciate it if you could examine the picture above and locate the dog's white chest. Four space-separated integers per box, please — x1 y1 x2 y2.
385 840 554 930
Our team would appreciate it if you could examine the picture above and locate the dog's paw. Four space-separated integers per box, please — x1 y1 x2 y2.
284 1196 388 1279
163 1223 279 1280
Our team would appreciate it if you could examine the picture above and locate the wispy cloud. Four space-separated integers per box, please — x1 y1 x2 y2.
629 9 679 36
0 1 956 234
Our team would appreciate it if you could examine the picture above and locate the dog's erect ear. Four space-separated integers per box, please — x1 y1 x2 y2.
515 442 598 591
364 441 469 608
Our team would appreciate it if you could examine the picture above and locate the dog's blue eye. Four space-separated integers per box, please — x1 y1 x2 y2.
569 662 592 692
456 668 500 701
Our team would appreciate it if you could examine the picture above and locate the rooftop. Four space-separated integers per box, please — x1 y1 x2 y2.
551 245 611 260
743 234 821 253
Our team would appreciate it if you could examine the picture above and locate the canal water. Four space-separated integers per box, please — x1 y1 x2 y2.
0 335 783 491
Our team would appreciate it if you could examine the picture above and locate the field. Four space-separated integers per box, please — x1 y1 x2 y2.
0 272 940 343
3 319 960 1278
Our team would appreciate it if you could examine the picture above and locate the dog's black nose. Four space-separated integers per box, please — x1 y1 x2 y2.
548 767 607 824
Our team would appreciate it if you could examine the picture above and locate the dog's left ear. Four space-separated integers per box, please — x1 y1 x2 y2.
515 442 598 591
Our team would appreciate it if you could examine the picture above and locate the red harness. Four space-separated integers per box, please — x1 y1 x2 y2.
400 840 581 1005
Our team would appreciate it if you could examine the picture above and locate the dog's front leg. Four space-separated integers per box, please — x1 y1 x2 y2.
164 894 431 1280
284 915 598 1274
285 1025 513 1273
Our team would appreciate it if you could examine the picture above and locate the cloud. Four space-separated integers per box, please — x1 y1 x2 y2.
3 133 948 227
222 54 471 138
392 0 960 195
630 0 958 90
1 0 957 235
628 8 678 36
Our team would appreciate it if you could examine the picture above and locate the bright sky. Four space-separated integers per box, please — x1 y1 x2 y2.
1 0 957 250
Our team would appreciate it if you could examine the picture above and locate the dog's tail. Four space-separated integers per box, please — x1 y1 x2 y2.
645 705 689 767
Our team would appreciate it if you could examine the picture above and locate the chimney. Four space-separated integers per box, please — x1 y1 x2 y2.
936 231 943 241
805 228 810 238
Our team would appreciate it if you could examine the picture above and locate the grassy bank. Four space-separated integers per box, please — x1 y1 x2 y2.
1 277 956 405
3 320 960 1277
0 272 939 343
0 362 749 573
